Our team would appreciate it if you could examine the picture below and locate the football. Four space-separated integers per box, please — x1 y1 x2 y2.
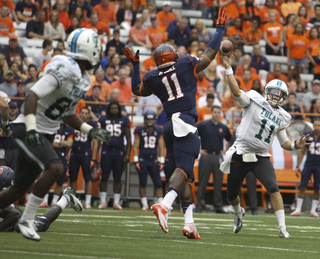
220 40 234 55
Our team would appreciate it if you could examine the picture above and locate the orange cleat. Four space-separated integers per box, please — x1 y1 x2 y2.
182 222 201 239
98 203 106 209
151 203 172 233
290 210 301 216
311 212 319 218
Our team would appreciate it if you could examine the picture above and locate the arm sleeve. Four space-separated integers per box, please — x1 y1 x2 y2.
235 90 251 108
30 74 59 99
276 128 289 146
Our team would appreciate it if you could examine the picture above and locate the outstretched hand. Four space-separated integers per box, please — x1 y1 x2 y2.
295 134 310 149
220 54 234 69
122 47 140 65
215 8 231 28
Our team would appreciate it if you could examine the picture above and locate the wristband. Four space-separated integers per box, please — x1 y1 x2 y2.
225 68 233 75
2 120 8 126
134 155 139 163
158 157 165 164
291 142 297 151
80 122 93 135
25 114 37 131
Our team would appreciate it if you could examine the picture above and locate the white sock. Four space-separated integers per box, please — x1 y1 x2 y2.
52 194 60 205
162 190 178 209
55 195 69 210
114 193 121 204
141 197 148 207
85 194 92 206
233 203 241 214
26 193 31 202
157 197 163 203
311 199 318 213
295 197 303 212
43 194 49 204
99 192 107 204
21 194 43 221
184 204 194 224
275 209 286 228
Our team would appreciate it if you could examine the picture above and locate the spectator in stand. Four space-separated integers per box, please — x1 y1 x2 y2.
146 1 156 14
12 55 27 81
258 0 281 29
39 48 63 72
251 44 270 73
92 0 118 28
226 98 243 129
86 69 111 101
13 78 26 110
104 64 117 84
128 17 152 49
0 5 15 37
176 45 187 58
110 68 133 103
84 85 107 120
197 93 222 125
303 80 320 113
0 53 7 80
235 54 257 77
65 17 81 39
133 0 146 11
252 78 263 95
305 99 320 123
141 8 151 28
44 10 66 41
283 14 296 47
101 45 116 71
216 74 230 102
266 64 288 83
136 94 162 116
26 9 49 40
143 49 157 71
0 0 19 24
55 0 69 30
36 0 52 23
109 53 121 75
287 79 304 111
308 27 320 71
205 61 220 89
68 6 88 28
281 0 302 20
286 22 310 81
239 0 259 31
282 93 304 121
196 70 211 100
25 64 37 90
298 5 310 29
198 86 221 108
244 17 262 45
147 15 168 49
312 43 320 80
306 0 315 20
32 39 52 71
0 69 17 96
226 17 245 48
8 61 21 86
201 0 218 19
231 47 243 71
87 12 110 44
157 1 175 30
219 0 245 21
238 69 255 92
105 28 125 57
116 0 137 28
106 88 127 116
263 10 283 56
194 19 214 45
168 17 190 50
15 0 37 23
68 0 91 18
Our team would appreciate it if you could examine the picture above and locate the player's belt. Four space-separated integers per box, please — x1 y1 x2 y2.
207 151 220 155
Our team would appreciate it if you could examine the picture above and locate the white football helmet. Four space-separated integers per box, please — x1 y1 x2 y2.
66 28 102 69
264 79 288 107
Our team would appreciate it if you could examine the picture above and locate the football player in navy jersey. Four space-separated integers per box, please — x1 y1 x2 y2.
123 8 230 239
92 101 132 209
40 123 74 207
133 111 165 211
292 118 320 217
69 107 97 209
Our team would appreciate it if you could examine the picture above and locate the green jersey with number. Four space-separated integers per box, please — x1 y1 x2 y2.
16 55 91 135
234 90 291 156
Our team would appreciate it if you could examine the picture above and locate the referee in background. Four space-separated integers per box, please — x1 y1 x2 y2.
195 106 231 213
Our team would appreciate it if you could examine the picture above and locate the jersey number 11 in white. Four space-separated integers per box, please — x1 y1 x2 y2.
162 73 184 101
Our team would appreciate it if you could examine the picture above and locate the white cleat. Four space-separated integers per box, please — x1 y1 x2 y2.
142 205 149 211
279 226 291 238
290 210 301 216
63 187 83 213
311 212 319 218
113 202 123 210
15 219 41 241
151 203 172 233
233 207 245 233
98 202 106 209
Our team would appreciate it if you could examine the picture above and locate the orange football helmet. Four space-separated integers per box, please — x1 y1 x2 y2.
153 44 179 70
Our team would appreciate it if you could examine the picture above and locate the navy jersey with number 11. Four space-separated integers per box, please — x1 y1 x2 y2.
142 54 200 119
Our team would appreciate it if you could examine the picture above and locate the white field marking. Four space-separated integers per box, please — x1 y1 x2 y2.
0 250 119 259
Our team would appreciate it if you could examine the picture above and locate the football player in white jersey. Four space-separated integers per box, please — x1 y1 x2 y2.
0 28 111 241
219 54 309 238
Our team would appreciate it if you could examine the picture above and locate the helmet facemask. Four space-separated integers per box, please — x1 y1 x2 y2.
265 87 287 106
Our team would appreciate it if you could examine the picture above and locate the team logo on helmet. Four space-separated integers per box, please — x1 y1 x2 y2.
153 44 179 70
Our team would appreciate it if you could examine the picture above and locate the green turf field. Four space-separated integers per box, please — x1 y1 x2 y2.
1 207 320 259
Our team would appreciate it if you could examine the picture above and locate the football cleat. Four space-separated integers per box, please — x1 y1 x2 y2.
39 201 48 208
233 207 245 233
151 203 172 233
290 210 301 216
279 226 291 238
182 222 201 239
15 219 41 241
113 202 123 210
85 204 92 209
311 212 319 218
63 187 83 213
142 205 149 211
98 202 106 209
